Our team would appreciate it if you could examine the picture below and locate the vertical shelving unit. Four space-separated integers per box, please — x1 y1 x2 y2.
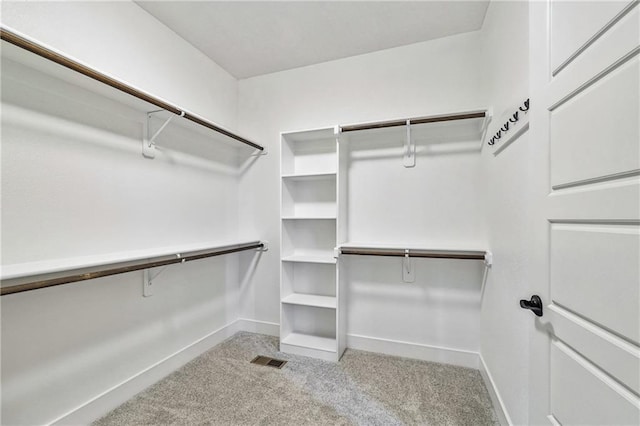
280 128 345 361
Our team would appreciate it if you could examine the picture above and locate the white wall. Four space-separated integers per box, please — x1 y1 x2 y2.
237 32 487 356
479 2 531 424
1 2 251 424
1 2 534 423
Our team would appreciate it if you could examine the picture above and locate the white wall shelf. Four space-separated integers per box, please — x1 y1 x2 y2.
1 240 265 296
1 28 264 157
282 216 337 220
338 242 491 266
281 172 337 180
281 255 337 264
281 332 336 353
1 240 264 281
281 294 337 309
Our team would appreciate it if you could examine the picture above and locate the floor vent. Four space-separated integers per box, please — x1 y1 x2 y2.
250 355 287 369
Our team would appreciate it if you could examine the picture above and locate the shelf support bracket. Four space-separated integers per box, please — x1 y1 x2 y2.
143 110 184 159
403 120 415 168
143 253 186 297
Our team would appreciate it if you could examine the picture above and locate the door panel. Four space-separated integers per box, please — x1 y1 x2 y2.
550 223 639 344
550 341 639 425
550 4 640 107
548 178 640 221
549 303 640 394
549 56 639 188
530 1 640 424
550 1 633 73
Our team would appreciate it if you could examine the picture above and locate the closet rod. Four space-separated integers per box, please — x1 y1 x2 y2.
340 247 486 260
0 27 264 152
340 111 486 133
0 241 264 296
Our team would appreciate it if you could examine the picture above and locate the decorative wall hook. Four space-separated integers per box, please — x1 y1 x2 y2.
487 98 529 147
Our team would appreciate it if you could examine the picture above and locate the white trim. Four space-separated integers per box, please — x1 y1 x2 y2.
48 321 508 426
50 320 240 426
492 121 529 157
280 342 341 362
346 333 480 369
479 354 512 426
236 318 280 337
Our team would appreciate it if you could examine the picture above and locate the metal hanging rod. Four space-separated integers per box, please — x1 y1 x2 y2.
0 27 264 152
340 246 487 260
1 241 264 296
340 111 486 133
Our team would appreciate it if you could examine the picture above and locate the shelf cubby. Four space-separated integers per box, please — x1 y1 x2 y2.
281 219 336 259
281 304 337 360
282 261 336 298
282 174 337 218
281 129 337 176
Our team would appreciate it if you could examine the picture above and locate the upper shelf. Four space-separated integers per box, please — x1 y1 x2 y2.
0 27 264 153
339 110 490 150
339 242 491 264
340 111 487 133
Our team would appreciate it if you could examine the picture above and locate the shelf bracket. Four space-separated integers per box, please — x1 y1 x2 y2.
403 120 415 168
402 249 415 283
143 110 184 159
143 253 186 297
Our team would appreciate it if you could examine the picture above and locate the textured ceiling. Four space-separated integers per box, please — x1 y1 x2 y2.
137 1 490 79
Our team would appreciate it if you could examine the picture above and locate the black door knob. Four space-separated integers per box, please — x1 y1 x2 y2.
520 295 543 317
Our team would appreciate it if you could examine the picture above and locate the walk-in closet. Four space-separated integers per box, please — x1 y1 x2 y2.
1 1 638 425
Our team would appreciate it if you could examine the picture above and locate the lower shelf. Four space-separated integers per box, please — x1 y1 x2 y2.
282 254 336 264
281 293 337 309
281 332 336 353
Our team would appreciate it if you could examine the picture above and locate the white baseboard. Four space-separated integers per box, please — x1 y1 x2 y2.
49 320 508 426
479 354 512 426
346 333 480 369
51 320 241 426
236 318 279 336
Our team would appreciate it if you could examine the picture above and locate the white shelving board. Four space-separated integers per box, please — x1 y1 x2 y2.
282 216 337 220
281 253 336 264
339 241 488 252
1 239 262 280
281 172 337 180
281 294 337 309
281 333 336 353
1 37 261 156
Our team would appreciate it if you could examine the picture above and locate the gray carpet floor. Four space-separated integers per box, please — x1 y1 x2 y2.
94 332 497 425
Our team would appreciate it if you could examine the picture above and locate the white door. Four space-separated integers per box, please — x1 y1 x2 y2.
529 1 640 425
